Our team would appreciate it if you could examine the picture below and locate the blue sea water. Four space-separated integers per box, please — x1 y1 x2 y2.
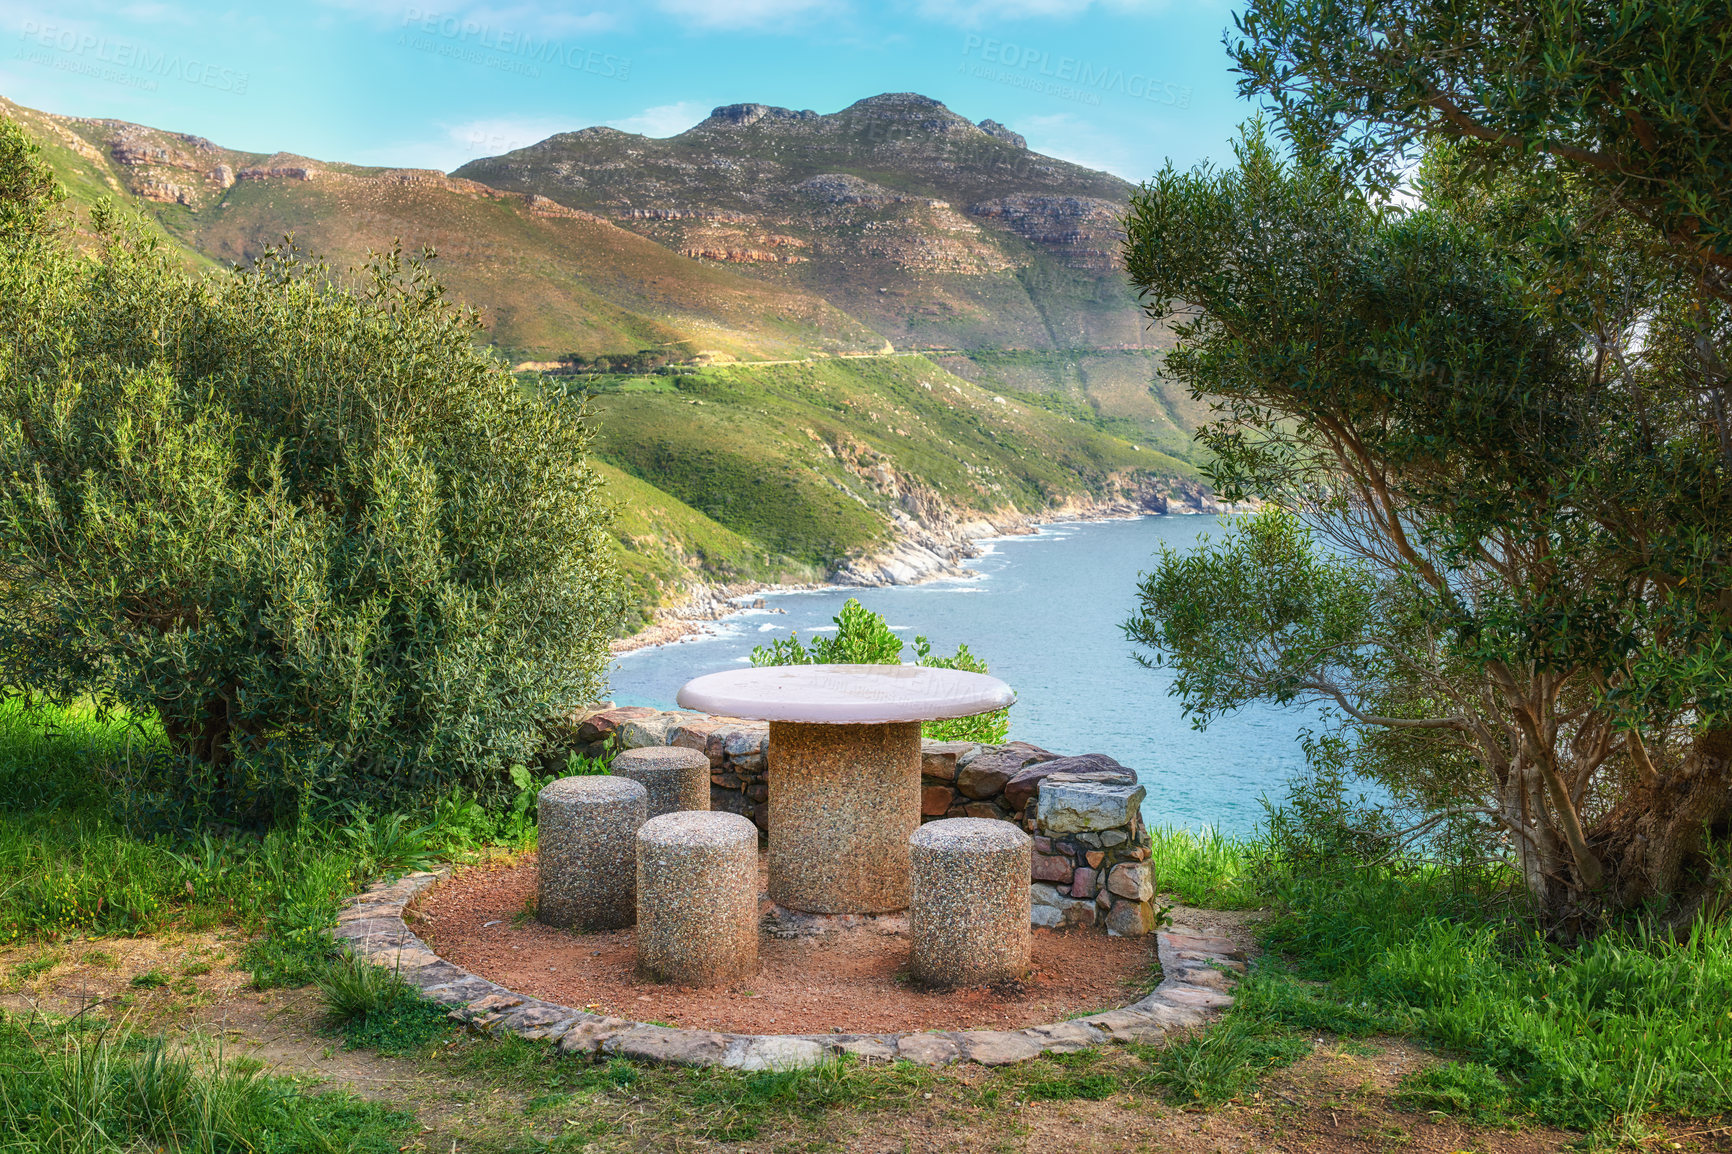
605 514 1318 835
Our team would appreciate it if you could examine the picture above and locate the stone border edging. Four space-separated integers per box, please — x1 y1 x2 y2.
334 868 1243 1070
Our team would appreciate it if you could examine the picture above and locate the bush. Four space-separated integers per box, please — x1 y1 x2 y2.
0 117 623 827
749 599 1012 743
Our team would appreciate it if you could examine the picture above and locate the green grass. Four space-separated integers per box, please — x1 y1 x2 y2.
0 1016 413 1154
316 955 458 1057
1145 825 1266 908
442 1035 938 1146
587 355 1195 571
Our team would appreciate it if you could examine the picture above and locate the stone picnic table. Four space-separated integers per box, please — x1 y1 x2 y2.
676 663 1015 915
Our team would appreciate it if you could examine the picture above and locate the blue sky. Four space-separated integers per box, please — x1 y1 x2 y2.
1 0 1251 181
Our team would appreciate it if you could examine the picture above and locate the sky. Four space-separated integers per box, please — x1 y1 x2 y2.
0 0 1253 182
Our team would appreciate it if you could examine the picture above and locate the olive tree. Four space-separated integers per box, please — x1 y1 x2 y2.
0 117 624 826
1123 128 1730 926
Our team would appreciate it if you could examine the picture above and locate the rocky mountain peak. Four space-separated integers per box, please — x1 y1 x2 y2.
976 119 1026 149
705 103 820 128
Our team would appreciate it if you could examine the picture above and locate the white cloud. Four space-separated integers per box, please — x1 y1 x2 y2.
653 0 841 31
348 115 571 171
606 100 706 137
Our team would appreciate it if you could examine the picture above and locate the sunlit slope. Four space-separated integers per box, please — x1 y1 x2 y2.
594 461 820 627
583 355 1197 570
455 93 1153 352
3 97 886 361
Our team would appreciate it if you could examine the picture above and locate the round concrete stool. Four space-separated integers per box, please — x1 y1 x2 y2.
909 817 1032 988
537 776 647 932
611 746 711 819
636 811 759 985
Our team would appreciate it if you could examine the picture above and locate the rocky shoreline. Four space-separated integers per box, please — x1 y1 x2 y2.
610 475 1225 655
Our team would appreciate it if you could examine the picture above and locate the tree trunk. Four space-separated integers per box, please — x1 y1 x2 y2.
1585 724 1732 929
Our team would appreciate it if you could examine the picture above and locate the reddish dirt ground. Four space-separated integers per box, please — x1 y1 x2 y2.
409 853 1157 1035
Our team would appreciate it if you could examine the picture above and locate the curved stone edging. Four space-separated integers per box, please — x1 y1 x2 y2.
334 868 1243 1069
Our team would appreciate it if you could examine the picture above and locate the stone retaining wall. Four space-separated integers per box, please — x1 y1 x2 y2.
552 705 1160 936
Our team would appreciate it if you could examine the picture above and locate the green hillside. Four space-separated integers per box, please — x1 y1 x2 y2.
595 461 819 629
580 354 1197 571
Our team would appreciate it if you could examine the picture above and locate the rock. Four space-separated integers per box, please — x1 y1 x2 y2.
1125 843 1150 861
955 742 1055 800
669 718 731 764
578 705 658 743
603 1025 731 1065
976 118 1027 149
835 1037 898 1061
1108 862 1154 901
1099 829 1129 847
1086 850 1105 868
1063 901 1098 929
747 780 769 803
921 784 955 816
896 1033 961 1065
1030 851 1074 884
1105 899 1156 937
958 1030 1042 1065
726 1036 824 1070
619 716 673 748
557 1016 633 1054
1079 1010 1166 1045
1002 753 1134 812
723 724 770 759
920 740 974 782
1019 1020 1105 1053
1070 866 1096 899
1036 780 1147 834
730 752 766 772
962 801 1006 821
1032 835 1053 855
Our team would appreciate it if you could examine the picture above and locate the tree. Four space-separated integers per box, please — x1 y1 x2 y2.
751 598 1012 743
0 117 624 826
1123 126 1730 925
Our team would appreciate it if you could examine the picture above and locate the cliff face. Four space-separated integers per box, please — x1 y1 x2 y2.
453 93 1149 351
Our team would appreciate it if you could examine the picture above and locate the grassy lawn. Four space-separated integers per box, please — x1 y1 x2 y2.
3 701 1729 1151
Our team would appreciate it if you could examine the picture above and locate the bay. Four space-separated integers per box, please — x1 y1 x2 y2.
606 514 1318 834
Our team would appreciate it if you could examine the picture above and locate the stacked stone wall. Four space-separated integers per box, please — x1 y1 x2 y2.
552 705 1158 935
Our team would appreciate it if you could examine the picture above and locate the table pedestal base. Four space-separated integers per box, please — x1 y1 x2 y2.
767 720 921 914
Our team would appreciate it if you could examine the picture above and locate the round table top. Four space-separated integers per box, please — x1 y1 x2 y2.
675 663 1016 725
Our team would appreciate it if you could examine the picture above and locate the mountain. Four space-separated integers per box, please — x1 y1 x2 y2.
454 93 1148 352
0 95 884 361
4 91 1212 635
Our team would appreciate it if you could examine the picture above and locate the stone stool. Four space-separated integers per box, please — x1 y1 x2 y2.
636 811 758 985
909 817 1032 988
537 776 647 932
611 745 711 819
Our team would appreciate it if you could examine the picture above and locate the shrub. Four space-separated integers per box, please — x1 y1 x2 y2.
750 598 1012 743
0 117 623 827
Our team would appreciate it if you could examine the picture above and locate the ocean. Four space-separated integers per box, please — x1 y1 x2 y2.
606 514 1319 834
